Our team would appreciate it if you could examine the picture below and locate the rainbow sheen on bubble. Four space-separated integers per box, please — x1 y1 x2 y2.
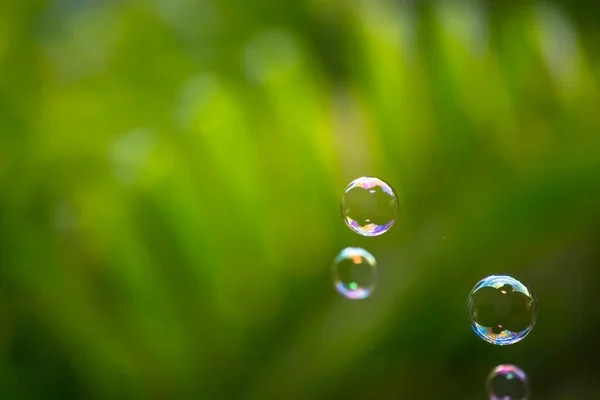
467 275 538 345
487 364 530 400
333 247 377 300
341 177 398 237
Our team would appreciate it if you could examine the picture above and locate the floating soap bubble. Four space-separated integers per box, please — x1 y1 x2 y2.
333 247 377 300
467 275 538 345
487 364 530 400
341 177 398 237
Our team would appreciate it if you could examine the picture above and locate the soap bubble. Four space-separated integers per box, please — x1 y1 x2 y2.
341 177 398 237
467 275 538 345
487 364 530 400
333 247 377 300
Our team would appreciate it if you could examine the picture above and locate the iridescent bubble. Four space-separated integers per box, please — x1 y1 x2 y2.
467 275 538 345
341 177 398 237
487 364 530 400
333 247 377 300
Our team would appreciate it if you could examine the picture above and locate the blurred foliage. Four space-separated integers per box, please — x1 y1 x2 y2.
0 0 599 398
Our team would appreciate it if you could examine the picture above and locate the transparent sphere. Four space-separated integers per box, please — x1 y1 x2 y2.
341 177 398 237
333 247 377 300
467 275 538 345
487 364 530 400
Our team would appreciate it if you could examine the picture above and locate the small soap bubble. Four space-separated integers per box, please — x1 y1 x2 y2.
333 247 377 300
467 275 538 345
341 177 398 237
487 364 530 400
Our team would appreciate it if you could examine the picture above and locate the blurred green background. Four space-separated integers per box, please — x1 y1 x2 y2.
1 0 599 398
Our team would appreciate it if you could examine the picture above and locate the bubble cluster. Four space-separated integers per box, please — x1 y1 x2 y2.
341 177 398 237
467 275 538 345
487 364 529 400
334 172 541 395
335 171 541 393
333 247 377 300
